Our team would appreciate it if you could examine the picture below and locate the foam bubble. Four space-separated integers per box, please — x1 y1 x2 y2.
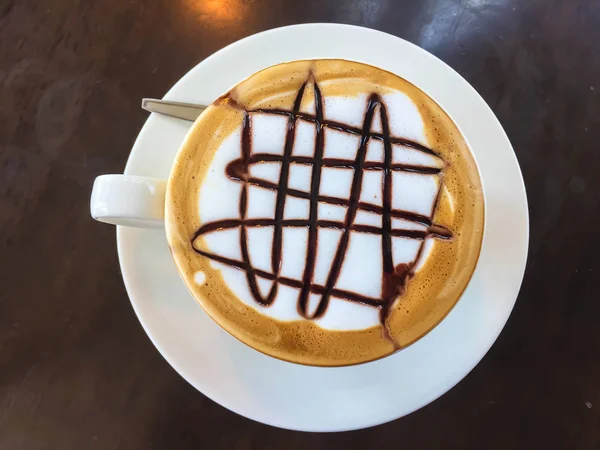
194 271 206 285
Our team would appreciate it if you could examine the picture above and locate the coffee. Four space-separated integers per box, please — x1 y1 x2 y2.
166 59 484 366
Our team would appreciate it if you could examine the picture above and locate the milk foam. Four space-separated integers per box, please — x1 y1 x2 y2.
195 92 444 331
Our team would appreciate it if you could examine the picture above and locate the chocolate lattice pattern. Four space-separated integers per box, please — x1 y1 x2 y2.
192 74 452 326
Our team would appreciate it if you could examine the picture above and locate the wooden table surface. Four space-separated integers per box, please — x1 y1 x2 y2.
2 1 600 449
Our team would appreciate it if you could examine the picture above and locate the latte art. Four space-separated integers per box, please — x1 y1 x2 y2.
191 73 452 342
166 60 484 366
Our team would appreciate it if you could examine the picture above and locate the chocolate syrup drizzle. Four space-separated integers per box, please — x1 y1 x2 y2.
192 73 452 345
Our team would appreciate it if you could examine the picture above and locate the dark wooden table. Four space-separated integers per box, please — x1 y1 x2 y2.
1 1 599 448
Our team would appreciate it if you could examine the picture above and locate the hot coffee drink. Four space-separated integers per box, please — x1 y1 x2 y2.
166 59 484 366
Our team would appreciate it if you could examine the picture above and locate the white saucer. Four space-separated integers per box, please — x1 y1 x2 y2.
117 24 528 432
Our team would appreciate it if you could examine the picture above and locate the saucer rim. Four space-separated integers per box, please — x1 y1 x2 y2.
117 23 529 432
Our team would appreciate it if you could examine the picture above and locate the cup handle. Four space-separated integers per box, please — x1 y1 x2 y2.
90 175 167 228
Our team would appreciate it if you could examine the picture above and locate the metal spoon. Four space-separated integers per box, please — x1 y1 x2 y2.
141 98 207 122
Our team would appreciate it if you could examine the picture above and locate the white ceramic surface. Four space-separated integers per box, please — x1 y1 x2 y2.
116 24 528 432
91 175 165 228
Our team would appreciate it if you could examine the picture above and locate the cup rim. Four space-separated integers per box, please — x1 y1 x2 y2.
163 57 487 368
